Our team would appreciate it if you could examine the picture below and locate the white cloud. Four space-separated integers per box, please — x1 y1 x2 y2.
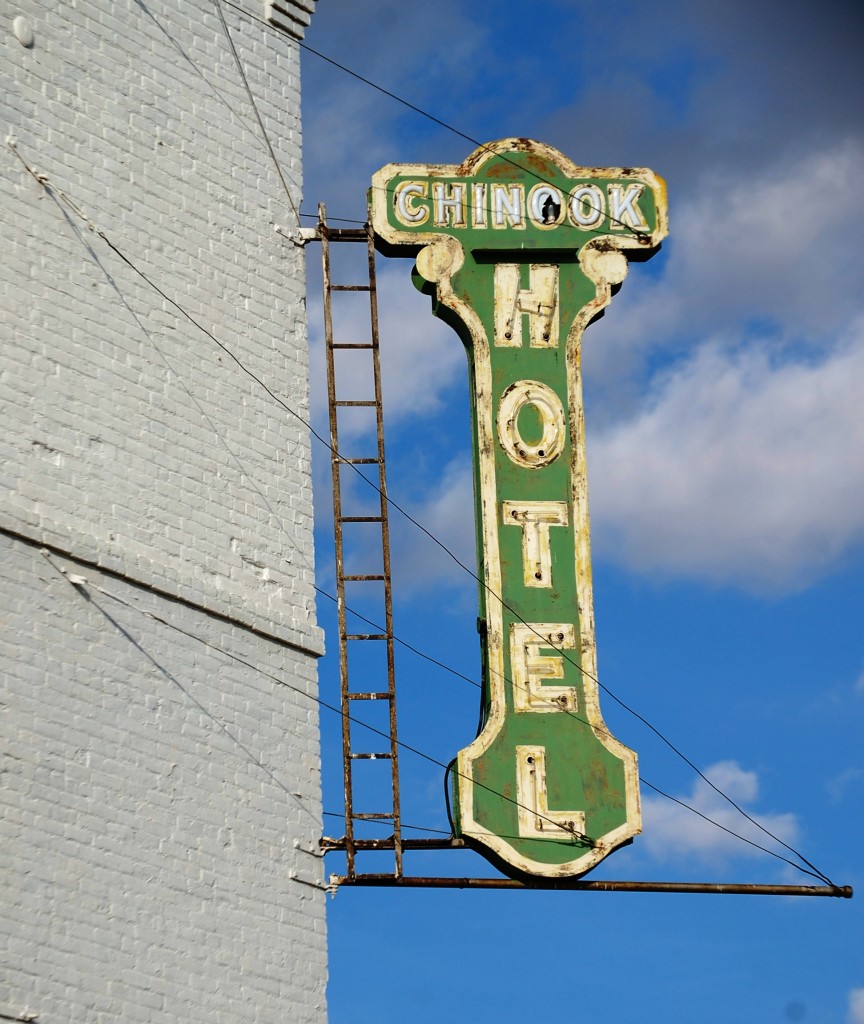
305 106 864 598
826 768 864 806
642 760 800 866
390 457 476 593
308 263 464 443
302 0 493 222
328 306 864 596
678 137 864 333
848 989 864 1024
587 138 864 397
589 322 864 591
306 258 470 600
377 269 467 422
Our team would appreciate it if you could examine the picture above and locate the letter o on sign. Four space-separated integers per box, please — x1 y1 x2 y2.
497 380 566 468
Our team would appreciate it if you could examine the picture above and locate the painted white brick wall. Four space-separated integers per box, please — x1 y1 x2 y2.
1 537 328 1023
1 0 327 1020
1 0 321 652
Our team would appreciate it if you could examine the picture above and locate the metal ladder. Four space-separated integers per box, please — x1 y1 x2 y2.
317 203 403 879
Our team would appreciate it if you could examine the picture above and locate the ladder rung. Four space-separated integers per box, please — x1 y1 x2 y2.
324 837 455 852
343 574 385 581
340 516 384 523
331 284 371 292
345 633 388 640
346 872 404 881
338 458 379 465
352 813 394 821
335 400 377 407
347 692 392 700
327 838 395 851
323 227 368 241
331 343 375 350
350 752 393 760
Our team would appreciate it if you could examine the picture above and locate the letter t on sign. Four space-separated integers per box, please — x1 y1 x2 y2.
503 501 568 588
370 139 668 879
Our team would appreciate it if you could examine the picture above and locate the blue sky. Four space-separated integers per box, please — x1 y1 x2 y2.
299 2 863 1020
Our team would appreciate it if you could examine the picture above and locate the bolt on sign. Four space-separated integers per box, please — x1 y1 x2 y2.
370 139 668 879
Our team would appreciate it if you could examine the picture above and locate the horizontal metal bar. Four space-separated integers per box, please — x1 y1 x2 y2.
329 876 854 897
343 873 403 882
346 692 392 700
345 633 388 640
331 284 371 292
337 457 379 465
334 400 377 407
340 515 384 523
322 836 463 852
320 228 368 241
331 343 375 350
352 813 395 821
349 752 393 760
343 574 385 581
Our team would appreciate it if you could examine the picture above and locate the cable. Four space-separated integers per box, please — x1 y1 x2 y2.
323 810 612 849
56 570 593 846
83 572 837 880
213 0 303 240
639 780 831 885
323 811 452 838
318 589 833 882
10 141 833 883
320 801 827 879
308 409 829 878
314 585 479 690
298 41 653 237
133 0 260 143
86 190 841 875
299 40 481 154
300 211 365 224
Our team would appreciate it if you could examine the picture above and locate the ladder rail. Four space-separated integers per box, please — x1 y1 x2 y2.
320 205 356 877
366 221 403 876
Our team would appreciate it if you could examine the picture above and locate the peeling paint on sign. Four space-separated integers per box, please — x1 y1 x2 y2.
370 139 668 879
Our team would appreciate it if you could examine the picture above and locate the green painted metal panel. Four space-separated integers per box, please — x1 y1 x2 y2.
371 139 668 878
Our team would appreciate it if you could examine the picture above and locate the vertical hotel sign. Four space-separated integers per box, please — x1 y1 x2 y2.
370 140 668 878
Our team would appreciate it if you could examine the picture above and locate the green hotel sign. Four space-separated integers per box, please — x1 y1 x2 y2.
370 139 668 878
